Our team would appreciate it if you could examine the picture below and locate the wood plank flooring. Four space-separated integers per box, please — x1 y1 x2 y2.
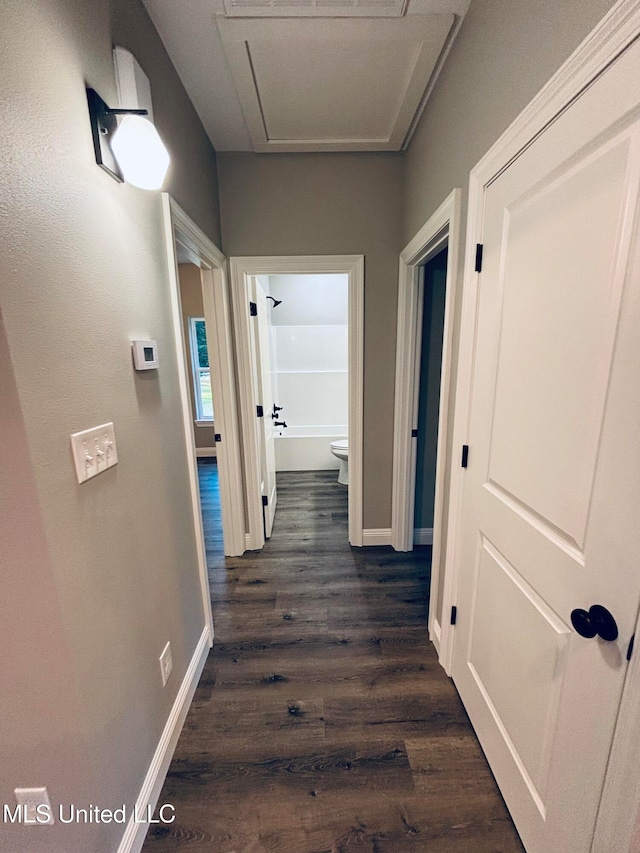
143 466 524 853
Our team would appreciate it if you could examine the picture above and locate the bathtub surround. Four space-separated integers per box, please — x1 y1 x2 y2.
267 274 349 473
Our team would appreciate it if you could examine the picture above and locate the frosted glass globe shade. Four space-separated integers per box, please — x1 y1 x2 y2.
111 115 170 190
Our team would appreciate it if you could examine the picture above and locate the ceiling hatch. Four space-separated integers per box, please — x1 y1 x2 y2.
223 0 408 18
217 15 455 152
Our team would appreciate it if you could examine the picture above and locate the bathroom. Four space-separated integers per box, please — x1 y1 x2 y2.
260 273 349 485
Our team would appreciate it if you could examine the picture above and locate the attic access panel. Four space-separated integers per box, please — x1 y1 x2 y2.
224 0 407 17
217 15 455 152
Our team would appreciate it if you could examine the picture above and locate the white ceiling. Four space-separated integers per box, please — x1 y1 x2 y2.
142 0 471 152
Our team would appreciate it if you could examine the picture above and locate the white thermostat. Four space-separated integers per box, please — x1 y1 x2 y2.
132 339 159 370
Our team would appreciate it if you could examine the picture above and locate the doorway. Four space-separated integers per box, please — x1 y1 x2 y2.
391 189 461 666
162 195 246 592
450 23 640 853
248 272 350 540
229 256 364 549
413 247 448 548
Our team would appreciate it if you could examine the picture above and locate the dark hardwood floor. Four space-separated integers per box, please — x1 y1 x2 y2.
144 465 524 853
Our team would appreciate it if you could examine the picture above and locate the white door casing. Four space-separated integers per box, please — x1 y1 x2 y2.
451 34 640 853
391 188 462 666
161 195 248 657
229 256 364 550
251 278 278 537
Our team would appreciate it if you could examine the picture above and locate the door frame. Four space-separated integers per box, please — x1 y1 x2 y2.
229 255 364 550
448 0 640 845
391 189 461 663
162 197 246 601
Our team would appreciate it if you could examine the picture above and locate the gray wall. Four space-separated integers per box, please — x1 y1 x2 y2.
217 0 616 530
0 0 220 850
403 0 619 240
218 152 404 529
0 0 624 848
403 0 618 626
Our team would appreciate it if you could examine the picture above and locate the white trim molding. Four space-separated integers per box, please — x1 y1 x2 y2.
229 255 365 549
430 617 442 656
117 625 210 853
362 528 393 546
391 189 461 554
442 0 640 842
391 188 462 673
413 527 433 546
163 195 246 562
195 448 217 458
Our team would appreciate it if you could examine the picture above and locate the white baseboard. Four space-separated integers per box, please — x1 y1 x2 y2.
117 625 211 853
195 447 216 458
430 618 442 655
414 527 433 545
362 528 393 546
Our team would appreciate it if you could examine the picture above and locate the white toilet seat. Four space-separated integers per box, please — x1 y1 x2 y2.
330 439 349 485
330 439 348 459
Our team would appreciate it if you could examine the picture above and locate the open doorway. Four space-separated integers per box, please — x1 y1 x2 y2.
177 263 223 555
391 189 461 668
256 273 349 540
413 247 448 548
178 264 216 458
229 256 364 550
162 195 246 583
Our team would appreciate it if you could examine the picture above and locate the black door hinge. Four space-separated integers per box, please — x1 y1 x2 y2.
475 243 484 273
411 428 418 438
214 433 222 443
262 495 268 507
627 634 635 662
250 301 257 316
461 445 469 468
256 405 264 418
450 606 457 626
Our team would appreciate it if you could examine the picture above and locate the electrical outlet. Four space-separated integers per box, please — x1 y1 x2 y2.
14 788 54 825
159 641 173 686
70 422 118 484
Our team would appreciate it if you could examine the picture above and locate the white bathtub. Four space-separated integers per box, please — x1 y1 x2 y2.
275 424 347 472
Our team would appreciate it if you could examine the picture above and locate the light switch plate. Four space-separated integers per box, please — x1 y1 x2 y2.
14 787 54 825
70 422 118 484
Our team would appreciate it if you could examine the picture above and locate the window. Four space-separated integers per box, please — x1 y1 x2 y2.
188 317 213 421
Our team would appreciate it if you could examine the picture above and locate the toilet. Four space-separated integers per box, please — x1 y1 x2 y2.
330 439 349 485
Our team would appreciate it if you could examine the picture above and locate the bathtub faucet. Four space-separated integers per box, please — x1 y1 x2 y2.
274 421 288 428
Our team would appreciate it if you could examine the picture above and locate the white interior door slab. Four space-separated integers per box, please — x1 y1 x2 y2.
252 279 278 538
452 39 640 853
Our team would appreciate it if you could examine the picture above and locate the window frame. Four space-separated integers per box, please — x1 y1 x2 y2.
188 316 213 422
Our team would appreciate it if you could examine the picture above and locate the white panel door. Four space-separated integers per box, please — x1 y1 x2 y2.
252 279 278 538
452 39 640 853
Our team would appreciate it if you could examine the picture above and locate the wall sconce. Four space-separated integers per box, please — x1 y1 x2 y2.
87 87 170 190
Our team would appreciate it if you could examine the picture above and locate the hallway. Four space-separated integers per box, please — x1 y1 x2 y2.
144 468 523 852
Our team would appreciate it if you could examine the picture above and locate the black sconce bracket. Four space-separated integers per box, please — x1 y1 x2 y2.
86 88 148 182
